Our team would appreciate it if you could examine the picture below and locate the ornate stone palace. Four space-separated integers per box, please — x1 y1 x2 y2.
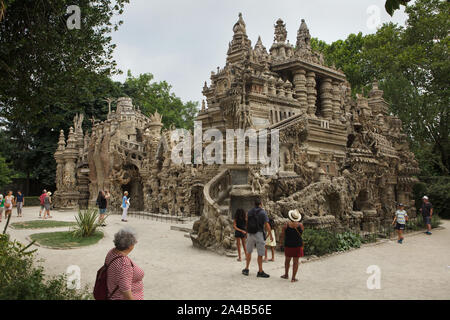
54 14 419 254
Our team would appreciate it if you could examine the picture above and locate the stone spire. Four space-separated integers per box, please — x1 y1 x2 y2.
273 18 287 43
296 19 311 49
227 13 252 65
66 127 77 150
254 36 266 52
57 130 66 152
233 12 247 35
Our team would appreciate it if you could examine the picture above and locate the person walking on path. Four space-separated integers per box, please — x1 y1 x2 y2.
97 190 110 227
233 208 248 262
280 209 304 283
420 196 433 235
264 218 276 262
121 191 130 222
104 228 145 300
242 198 273 278
0 195 4 222
16 191 24 217
43 192 52 219
392 203 408 244
38 189 47 218
4 191 15 219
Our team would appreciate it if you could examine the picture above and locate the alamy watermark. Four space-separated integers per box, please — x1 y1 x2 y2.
170 121 280 176
66 265 81 290
366 5 382 30
66 5 81 30
366 265 381 289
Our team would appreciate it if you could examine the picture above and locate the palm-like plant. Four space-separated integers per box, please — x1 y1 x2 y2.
71 208 105 238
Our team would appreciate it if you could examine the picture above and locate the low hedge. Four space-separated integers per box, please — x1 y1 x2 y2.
23 197 41 207
302 229 362 257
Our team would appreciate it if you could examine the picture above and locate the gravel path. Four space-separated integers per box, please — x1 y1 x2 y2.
4 207 450 300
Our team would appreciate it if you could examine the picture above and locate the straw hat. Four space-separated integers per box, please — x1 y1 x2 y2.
288 209 301 222
47 191 52 196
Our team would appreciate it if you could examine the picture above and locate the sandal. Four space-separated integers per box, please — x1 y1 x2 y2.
280 275 289 279
291 278 299 282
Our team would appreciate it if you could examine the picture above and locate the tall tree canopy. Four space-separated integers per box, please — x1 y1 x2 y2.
0 0 129 188
121 71 198 130
0 0 199 191
311 0 449 176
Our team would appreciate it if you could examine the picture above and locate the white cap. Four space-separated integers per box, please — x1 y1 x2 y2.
422 196 428 200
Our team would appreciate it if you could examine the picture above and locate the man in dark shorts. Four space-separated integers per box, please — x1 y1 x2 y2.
420 196 433 235
242 198 273 278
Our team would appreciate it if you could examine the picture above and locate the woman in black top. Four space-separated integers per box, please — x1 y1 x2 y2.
233 208 247 262
97 190 109 227
280 209 304 282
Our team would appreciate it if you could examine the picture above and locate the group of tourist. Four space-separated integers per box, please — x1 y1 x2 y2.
95 195 434 300
0 190 25 222
95 190 130 225
234 195 435 283
235 198 304 282
392 196 434 243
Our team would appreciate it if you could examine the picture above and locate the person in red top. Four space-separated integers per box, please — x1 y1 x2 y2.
105 227 144 300
38 189 47 218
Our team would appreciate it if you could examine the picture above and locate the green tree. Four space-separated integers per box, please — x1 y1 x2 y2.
121 71 199 130
0 154 12 189
311 0 449 176
0 0 129 188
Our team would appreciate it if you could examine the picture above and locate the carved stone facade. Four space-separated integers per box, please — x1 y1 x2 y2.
54 14 420 255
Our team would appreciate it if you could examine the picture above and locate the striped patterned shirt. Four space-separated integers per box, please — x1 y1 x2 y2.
395 210 408 225
105 249 145 300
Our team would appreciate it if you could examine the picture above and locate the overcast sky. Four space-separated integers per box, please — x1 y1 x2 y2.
110 0 409 106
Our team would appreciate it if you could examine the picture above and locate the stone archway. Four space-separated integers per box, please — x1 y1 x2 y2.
121 164 144 211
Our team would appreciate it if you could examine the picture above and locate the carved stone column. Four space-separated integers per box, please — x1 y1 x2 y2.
293 69 308 112
306 71 317 116
320 77 333 120
332 81 341 121
61 127 80 209
54 130 66 192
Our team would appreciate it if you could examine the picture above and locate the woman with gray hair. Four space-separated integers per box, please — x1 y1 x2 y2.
104 227 145 300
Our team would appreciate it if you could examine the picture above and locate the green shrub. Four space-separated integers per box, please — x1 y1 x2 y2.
71 208 104 238
302 229 337 256
302 229 363 256
0 233 90 300
335 231 362 251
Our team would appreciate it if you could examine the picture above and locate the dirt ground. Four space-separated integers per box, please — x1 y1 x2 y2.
4 206 450 300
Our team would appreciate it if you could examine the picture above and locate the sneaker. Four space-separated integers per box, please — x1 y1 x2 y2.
426 231 432 235
242 269 249 276
257 271 270 278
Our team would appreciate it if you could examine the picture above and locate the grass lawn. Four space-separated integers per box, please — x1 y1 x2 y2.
30 231 103 249
10 220 77 230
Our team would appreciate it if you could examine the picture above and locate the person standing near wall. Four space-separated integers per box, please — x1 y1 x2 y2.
43 191 52 219
233 208 248 262
242 198 273 278
16 191 24 217
280 209 304 283
420 196 433 235
121 191 130 222
38 189 47 218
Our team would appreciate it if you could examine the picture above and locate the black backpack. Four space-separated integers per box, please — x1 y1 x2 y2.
247 208 261 234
